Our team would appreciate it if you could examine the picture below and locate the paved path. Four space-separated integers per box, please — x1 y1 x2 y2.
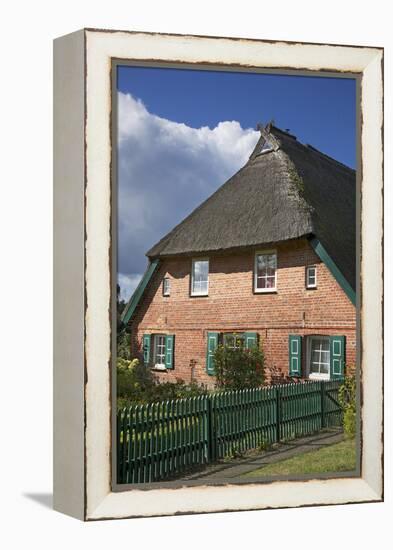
183 429 344 481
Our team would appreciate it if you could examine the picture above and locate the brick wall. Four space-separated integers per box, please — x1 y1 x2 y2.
129 238 356 387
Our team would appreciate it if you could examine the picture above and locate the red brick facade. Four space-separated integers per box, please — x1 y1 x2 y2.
129 238 356 387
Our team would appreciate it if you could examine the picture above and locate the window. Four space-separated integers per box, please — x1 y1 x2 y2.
306 265 317 289
163 277 170 296
143 334 175 370
308 336 330 380
223 333 245 350
254 252 277 292
206 332 258 375
153 334 166 370
191 259 209 296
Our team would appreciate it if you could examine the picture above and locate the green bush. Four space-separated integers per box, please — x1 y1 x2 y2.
116 358 207 410
338 375 356 439
214 341 264 390
117 358 155 406
117 329 131 360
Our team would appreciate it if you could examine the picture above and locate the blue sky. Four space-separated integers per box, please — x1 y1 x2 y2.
118 66 356 167
117 65 356 301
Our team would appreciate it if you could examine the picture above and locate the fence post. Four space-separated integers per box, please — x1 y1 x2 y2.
117 410 122 484
205 396 212 463
209 396 218 462
276 387 281 443
321 382 325 429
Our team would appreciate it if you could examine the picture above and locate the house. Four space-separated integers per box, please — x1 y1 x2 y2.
121 123 356 386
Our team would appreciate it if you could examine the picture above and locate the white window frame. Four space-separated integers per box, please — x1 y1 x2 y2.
306 265 317 289
153 334 166 370
307 335 330 380
191 258 209 296
163 277 170 296
254 250 277 293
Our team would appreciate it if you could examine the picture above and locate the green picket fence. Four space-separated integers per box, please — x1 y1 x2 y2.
117 379 343 484
117 396 209 484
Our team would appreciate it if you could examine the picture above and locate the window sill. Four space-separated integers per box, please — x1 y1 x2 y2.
151 365 166 372
308 374 330 381
190 293 209 297
254 289 277 294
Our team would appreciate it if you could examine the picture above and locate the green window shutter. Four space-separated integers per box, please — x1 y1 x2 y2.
289 335 302 377
330 335 346 379
206 332 219 375
143 334 151 366
244 332 258 349
165 335 175 369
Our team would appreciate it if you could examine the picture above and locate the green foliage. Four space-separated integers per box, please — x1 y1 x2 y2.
288 165 305 196
214 341 264 390
117 329 131 360
338 375 356 439
117 357 155 406
116 280 132 360
116 358 206 410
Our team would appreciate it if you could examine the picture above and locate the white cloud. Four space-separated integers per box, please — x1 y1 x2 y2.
118 92 259 296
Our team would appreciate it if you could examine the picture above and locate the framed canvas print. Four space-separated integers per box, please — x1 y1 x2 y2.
53 29 383 521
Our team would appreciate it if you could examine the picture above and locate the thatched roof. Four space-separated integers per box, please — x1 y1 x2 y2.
146 123 356 292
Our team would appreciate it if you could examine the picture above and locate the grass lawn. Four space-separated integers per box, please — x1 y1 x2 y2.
242 438 356 478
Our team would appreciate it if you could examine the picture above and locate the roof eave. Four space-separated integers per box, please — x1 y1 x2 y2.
308 236 356 305
147 233 315 261
121 259 160 325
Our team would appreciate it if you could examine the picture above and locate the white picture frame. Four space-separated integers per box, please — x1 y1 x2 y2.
53 28 383 521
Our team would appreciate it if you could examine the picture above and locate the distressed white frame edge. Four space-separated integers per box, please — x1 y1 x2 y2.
54 28 383 521
53 29 86 520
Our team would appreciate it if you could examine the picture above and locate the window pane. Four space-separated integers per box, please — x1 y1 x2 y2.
224 333 244 350
311 350 320 363
192 260 209 293
199 281 208 293
256 253 276 289
224 335 235 348
257 256 267 270
155 335 166 365
310 337 330 376
307 267 316 286
194 260 208 280
310 361 320 373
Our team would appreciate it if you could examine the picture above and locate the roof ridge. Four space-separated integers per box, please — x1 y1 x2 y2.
304 143 355 172
270 125 354 172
